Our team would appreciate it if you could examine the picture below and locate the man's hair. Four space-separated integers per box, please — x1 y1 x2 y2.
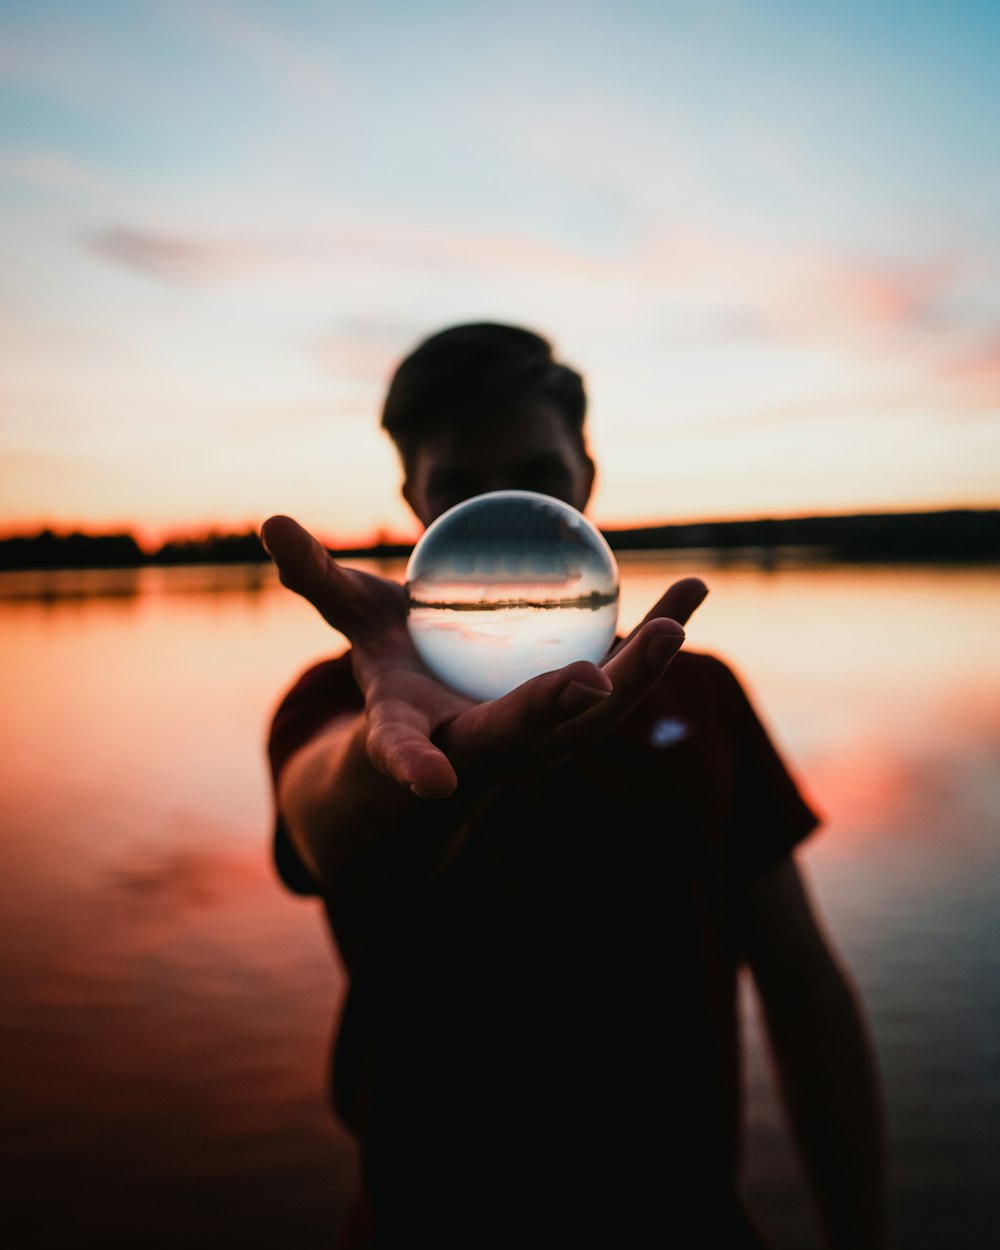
381 322 587 462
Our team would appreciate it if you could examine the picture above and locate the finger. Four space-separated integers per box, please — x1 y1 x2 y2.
536 618 685 759
439 660 613 775
260 514 368 637
366 697 459 799
602 616 686 698
624 577 708 642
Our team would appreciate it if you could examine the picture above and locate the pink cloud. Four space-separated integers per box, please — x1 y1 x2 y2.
86 217 960 361
925 336 1000 416
641 232 954 343
88 228 266 281
86 220 610 285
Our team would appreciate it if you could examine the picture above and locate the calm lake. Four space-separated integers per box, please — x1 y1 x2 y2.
2 555 998 1248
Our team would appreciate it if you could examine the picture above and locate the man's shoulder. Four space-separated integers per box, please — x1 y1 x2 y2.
292 648 356 681
667 647 732 677
277 649 358 702
268 650 361 781
643 646 739 705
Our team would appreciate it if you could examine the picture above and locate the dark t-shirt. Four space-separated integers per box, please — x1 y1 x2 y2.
267 649 821 1246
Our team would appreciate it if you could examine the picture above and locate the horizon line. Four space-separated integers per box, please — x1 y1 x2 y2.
1 503 998 553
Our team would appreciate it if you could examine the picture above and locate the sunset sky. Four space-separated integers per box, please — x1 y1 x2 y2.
1 0 998 546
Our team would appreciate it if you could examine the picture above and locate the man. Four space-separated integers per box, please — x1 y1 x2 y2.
263 323 887 1248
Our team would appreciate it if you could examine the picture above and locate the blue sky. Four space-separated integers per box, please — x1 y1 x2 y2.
1 0 998 541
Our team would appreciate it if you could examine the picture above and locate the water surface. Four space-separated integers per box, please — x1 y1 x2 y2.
2 557 997 1247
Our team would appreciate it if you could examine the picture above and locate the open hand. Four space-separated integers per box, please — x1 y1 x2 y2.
261 515 708 799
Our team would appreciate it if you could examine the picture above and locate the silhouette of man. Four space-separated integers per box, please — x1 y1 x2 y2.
263 323 886 1248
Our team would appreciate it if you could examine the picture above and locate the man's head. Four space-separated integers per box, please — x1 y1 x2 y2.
381 323 595 527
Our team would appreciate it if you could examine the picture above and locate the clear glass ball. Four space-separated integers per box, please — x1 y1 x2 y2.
406 490 619 702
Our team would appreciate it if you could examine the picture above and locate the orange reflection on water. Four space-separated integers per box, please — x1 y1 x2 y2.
1 559 998 1248
0 566 360 1244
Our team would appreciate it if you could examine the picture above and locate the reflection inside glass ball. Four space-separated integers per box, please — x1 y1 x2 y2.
406 490 619 702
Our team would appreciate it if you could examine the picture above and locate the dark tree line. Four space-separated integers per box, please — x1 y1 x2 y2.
1 510 997 571
604 509 1000 562
0 528 270 570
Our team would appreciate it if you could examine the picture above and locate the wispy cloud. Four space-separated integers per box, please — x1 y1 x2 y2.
82 217 996 439
85 218 968 353
85 219 611 284
641 232 956 345
88 227 265 281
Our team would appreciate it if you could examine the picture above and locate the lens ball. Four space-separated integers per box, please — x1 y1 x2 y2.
406 490 619 702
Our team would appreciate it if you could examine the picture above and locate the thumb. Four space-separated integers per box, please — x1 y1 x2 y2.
260 515 360 633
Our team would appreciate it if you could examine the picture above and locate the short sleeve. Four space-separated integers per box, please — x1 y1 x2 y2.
709 657 823 878
266 652 363 896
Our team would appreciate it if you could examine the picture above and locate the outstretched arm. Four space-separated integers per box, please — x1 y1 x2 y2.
262 514 708 900
745 854 889 1250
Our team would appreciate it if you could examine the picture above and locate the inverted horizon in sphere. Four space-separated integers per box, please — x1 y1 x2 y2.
406 491 620 701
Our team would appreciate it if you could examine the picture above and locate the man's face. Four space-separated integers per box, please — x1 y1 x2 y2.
402 401 596 528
